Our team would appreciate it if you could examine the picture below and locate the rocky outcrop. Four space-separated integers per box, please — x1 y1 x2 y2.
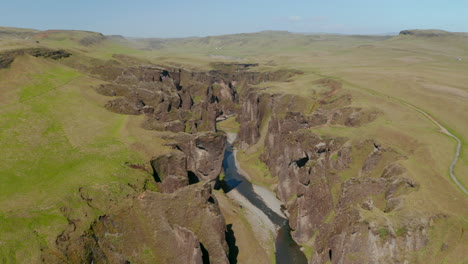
104 97 145 115
67 62 304 264
172 225 204 264
150 150 189 193
264 115 425 263
235 83 434 264
172 132 227 182
0 48 71 68
150 132 227 192
53 183 229 264
310 207 440 264
237 88 274 148
94 63 300 134
236 80 379 149
89 63 427 264
399 29 452 37
330 106 379 127
262 116 347 243
95 66 221 132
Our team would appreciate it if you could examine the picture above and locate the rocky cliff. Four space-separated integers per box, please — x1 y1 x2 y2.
43 62 301 264
0 48 71 68
46 58 443 263
94 63 299 134
235 79 445 264
51 183 229 264
151 132 227 192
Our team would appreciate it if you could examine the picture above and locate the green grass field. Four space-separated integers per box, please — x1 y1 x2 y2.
0 54 169 263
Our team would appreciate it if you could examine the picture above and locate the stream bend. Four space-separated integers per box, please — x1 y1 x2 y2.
222 134 308 264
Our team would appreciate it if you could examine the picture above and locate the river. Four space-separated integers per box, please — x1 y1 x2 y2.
222 134 308 264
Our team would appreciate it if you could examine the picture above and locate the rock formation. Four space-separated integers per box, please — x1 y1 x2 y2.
0 48 71 68
94 63 300 134
46 63 300 263
150 132 227 192
235 80 440 264
52 183 229 264
49 59 438 263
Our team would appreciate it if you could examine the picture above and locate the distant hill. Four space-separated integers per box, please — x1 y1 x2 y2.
2 26 466 57
126 30 392 53
399 29 468 37
0 26 39 39
0 26 107 47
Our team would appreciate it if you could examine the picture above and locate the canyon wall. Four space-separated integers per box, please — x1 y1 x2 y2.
47 60 443 263
47 63 299 263
236 79 441 264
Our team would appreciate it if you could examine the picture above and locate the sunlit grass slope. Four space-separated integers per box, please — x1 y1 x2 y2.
0 54 167 263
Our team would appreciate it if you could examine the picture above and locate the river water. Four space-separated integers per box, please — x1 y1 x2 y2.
222 140 308 264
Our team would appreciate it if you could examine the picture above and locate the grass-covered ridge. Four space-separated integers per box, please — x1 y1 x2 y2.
0 56 158 263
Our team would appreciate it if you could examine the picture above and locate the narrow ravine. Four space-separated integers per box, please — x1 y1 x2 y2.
222 133 308 264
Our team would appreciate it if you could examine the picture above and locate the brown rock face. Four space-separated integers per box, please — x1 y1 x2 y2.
170 132 227 182
236 81 378 150
262 116 346 243
310 176 432 264
148 131 227 194
234 86 434 264
56 183 229 264
105 97 145 115
150 150 189 193
330 106 379 127
0 48 71 68
38 62 303 263
173 225 204 264
95 63 301 134
237 88 274 148
150 131 227 192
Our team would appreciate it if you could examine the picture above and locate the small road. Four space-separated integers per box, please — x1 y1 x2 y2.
399 101 467 195
312 70 467 195
311 69 467 195
339 77 467 196
315 72 468 195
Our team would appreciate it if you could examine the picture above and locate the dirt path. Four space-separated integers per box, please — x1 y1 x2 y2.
399 101 467 195
340 79 467 196
309 69 468 196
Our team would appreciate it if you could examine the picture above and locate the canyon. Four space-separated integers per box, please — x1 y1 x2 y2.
43 61 451 263
1 28 467 264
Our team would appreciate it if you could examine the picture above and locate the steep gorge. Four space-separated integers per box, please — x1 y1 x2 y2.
48 60 450 264
235 79 449 264
47 62 301 263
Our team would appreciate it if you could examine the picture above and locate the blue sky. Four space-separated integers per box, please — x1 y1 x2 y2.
1 0 467 37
